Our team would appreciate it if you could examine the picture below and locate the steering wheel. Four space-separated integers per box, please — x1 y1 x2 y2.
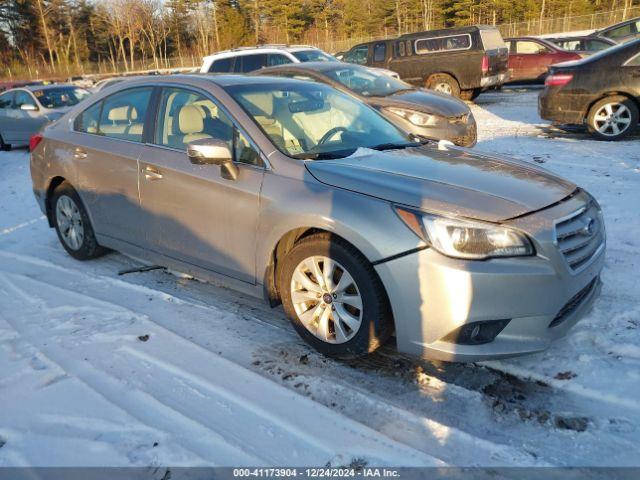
318 126 348 145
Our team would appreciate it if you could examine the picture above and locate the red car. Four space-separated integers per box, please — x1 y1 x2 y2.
505 37 582 83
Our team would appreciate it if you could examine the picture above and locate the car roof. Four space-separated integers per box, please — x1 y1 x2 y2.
257 61 344 73
25 83 80 91
114 73 323 89
203 45 319 60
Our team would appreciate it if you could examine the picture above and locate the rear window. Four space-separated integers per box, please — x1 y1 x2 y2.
33 87 90 108
479 29 506 50
415 34 471 54
210 57 234 73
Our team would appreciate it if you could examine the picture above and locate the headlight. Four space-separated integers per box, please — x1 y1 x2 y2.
395 207 534 259
387 107 440 127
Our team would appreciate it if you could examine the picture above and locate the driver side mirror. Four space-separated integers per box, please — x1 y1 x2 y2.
187 138 239 181
20 103 38 111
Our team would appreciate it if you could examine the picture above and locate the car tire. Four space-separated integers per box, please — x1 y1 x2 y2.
460 88 481 101
52 182 106 260
426 74 461 97
0 134 10 151
587 96 639 141
279 232 393 359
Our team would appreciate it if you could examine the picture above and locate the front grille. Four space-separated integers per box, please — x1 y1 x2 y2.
554 201 605 273
549 276 599 328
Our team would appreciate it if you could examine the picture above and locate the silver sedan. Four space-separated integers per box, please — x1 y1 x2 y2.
0 84 90 149
29 75 605 361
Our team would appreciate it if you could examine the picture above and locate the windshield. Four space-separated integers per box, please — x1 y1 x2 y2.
292 50 337 62
33 87 90 108
325 65 412 97
225 82 415 159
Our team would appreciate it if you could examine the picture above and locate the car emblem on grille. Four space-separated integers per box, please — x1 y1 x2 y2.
580 218 596 237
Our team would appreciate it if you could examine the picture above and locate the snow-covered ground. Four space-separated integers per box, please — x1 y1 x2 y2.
0 88 639 467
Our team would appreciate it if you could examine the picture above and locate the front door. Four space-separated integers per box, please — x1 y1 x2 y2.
11 91 47 144
138 86 264 284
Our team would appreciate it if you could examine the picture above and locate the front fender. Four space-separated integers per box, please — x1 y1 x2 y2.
256 169 426 286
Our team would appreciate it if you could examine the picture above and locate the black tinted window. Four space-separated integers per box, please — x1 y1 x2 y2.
239 54 267 72
210 57 234 73
267 54 292 66
373 43 386 62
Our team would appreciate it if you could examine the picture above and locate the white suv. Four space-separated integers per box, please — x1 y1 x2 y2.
200 45 400 78
200 45 337 74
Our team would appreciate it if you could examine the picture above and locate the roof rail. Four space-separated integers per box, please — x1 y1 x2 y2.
204 44 318 57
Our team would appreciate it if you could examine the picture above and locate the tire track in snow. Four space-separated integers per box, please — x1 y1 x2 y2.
0 270 441 467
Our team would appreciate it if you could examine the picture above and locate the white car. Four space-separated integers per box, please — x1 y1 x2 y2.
200 45 400 78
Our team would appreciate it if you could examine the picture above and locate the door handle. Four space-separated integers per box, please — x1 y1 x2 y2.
73 148 87 159
143 165 163 181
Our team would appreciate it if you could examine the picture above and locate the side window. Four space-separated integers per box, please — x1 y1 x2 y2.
344 46 369 65
267 54 292 66
154 87 261 166
605 24 633 39
99 88 152 142
74 101 102 134
239 54 267 72
14 91 37 110
373 43 386 62
415 34 471 54
515 41 548 54
210 57 234 73
406 40 412 56
0 92 13 109
397 41 406 57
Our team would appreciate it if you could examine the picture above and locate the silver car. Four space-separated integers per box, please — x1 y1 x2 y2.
0 84 90 149
29 75 605 361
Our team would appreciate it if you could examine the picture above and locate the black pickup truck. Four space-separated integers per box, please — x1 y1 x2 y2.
342 26 510 100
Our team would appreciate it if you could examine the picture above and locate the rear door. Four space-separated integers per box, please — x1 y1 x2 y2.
71 86 153 246
138 86 265 284
622 51 640 100
511 40 554 81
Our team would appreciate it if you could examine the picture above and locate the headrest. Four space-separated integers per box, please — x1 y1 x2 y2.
178 105 204 134
108 105 137 122
242 93 274 117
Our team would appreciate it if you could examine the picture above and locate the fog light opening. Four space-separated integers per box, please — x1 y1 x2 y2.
443 319 511 346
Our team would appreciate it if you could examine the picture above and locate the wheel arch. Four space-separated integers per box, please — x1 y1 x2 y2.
424 71 460 86
44 176 67 227
585 91 640 119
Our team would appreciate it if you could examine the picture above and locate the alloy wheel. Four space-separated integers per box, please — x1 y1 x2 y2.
290 255 363 344
593 102 632 137
56 195 85 251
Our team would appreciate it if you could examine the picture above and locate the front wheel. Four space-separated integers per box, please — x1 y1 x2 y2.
587 96 639 141
279 233 393 359
52 182 106 260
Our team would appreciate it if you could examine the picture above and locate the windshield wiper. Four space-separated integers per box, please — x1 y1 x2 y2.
292 151 350 160
369 142 416 151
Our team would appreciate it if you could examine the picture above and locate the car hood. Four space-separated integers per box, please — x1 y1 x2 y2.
305 146 576 222
369 89 470 118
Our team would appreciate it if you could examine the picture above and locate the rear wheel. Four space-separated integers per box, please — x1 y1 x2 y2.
426 74 461 98
587 96 639 141
0 134 9 151
279 233 393 359
52 182 106 260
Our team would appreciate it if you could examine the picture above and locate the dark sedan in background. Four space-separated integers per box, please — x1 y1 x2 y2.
539 39 640 140
254 62 477 147
506 37 582 83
